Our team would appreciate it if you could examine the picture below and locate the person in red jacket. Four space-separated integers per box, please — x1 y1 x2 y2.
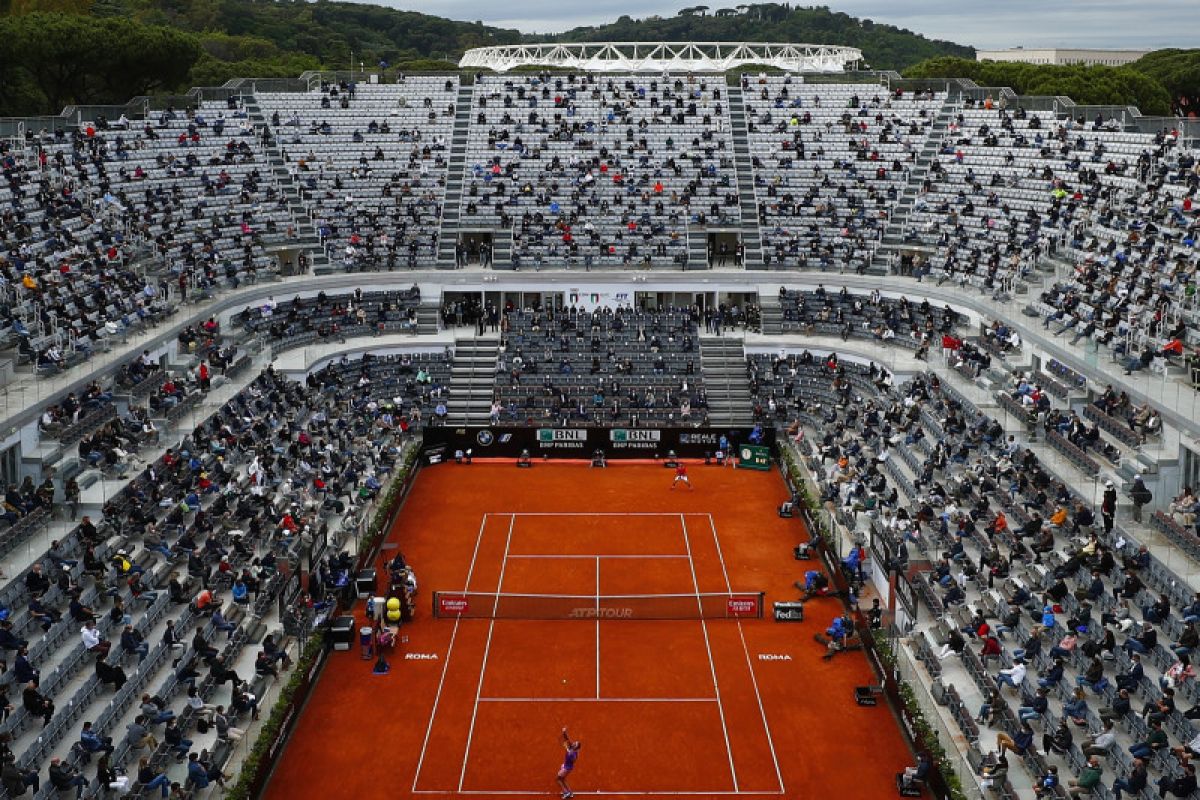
671 462 693 491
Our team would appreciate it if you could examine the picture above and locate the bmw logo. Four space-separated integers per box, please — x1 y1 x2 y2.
476 430 495 446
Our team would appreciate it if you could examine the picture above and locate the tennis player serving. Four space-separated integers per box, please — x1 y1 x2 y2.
557 727 582 798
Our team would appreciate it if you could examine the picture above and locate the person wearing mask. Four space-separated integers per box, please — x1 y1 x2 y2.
1 754 40 795
1102 480 1117 533
47 758 87 798
22 682 53 725
1100 688 1133 725
1066 755 1102 797
1117 654 1145 691
996 658 1027 693
1128 719 1168 759
78 721 114 759
213 705 244 742
1111 757 1147 799
163 718 192 760
996 720 1035 757
1130 475 1152 523
96 755 128 795
1042 719 1073 757
136 756 170 798
1157 763 1198 798
1082 719 1117 757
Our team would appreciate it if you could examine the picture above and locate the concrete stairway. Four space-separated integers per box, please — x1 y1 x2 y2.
242 96 331 274
725 85 765 269
450 337 498 424
700 337 753 425
867 98 957 275
435 84 475 269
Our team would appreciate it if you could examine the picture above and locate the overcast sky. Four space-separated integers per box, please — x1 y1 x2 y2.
373 0 1195 50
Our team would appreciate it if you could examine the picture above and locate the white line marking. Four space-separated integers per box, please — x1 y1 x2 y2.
707 514 786 794
501 554 691 561
414 791 784 796
435 591 736 600
477 697 719 703
412 513 491 794
595 555 601 699
681 514 739 793
486 512 682 516
457 513 516 791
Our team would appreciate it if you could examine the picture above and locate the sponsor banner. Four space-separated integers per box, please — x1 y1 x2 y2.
437 594 469 616
423 426 774 460
568 607 634 619
610 429 661 443
727 595 760 616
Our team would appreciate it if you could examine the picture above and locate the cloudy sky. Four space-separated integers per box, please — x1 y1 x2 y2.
372 0 1194 50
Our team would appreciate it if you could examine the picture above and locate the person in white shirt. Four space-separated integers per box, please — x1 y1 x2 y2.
81 621 110 657
1082 719 1117 756
996 658 1026 692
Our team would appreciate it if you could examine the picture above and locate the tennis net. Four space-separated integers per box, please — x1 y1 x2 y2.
432 591 765 620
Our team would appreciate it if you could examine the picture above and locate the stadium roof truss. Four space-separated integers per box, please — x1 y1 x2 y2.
458 42 863 74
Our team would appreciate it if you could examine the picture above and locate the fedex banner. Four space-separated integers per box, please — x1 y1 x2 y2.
424 426 774 460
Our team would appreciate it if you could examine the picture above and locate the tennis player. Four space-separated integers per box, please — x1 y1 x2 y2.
671 462 694 490
557 727 582 798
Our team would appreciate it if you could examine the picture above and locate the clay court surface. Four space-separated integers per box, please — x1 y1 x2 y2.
264 463 916 799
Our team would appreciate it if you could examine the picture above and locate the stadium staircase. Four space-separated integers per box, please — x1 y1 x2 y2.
435 84 477 269
450 336 499 424
867 97 959 275
757 293 784 335
491 229 514 270
686 228 709 269
416 301 441 336
699 338 754 425
725 85 765 269
243 96 332 274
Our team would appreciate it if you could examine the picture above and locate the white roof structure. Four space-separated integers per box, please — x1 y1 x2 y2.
458 42 863 73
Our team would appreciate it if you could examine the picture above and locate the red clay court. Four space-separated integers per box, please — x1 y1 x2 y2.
264 463 916 799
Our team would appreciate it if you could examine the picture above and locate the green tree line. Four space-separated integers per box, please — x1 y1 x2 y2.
0 0 1196 121
903 55 1194 119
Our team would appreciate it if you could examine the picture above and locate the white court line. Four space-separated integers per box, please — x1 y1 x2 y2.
415 791 784 796
706 514 786 795
457 513 516 792
482 513 681 520
595 556 601 699
680 514 739 793
477 697 719 703
501 554 691 561
412 513 491 794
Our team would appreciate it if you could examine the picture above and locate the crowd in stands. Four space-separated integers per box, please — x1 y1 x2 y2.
777 285 959 353
236 287 422 347
463 73 738 270
778 333 1200 797
492 305 706 426
744 78 944 271
0 336 435 796
260 78 457 271
0 95 293 372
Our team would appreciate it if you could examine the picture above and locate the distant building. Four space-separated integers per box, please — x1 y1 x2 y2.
976 48 1149 67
